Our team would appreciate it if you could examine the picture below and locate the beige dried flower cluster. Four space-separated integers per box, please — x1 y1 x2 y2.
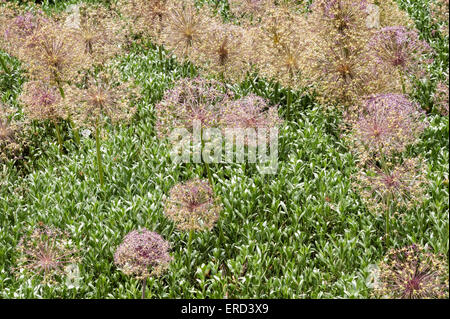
370 0 414 29
302 1 385 107
164 178 222 231
114 0 169 39
193 22 250 82
19 80 67 123
251 5 308 89
66 69 139 129
159 0 212 61
0 104 25 162
20 19 87 86
354 158 428 215
61 3 129 66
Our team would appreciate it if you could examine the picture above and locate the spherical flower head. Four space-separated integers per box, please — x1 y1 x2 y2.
19 81 66 122
252 5 309 89
67 69 139 128
0 7 46 56
369 26 432 79
434 80 449 116
220 93 282 146
155 77 233 138
354 158 428 215
0 104 27 162
303 0 388 106
15 224 80 284
21 18 87 85
192 22 251 82
114 0 168 39
349 94 427 161
374 244 449 299
312 0 368 31
160 0 210 61
114 229 172 279
164 178 222 231
65 4 129 65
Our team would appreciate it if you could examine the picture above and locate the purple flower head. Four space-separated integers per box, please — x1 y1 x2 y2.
351 94 427 160
374 245 449 299
114 229 172 279
354 157 428 214
369 26 432 78
15 224 80 284
220 93 282 146
155 77 233 138
164 179 222 231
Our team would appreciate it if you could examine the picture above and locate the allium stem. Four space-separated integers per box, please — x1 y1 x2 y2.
286 89 292 120
54 121 63 153
399 70 406 95
187 229 194 255
95 124 105 187
205 162 214 188
141 277 146 299
0 55 10 75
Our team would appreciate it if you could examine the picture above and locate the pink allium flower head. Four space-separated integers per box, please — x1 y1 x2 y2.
350 94 427 161
114 229 172 279
15 224 80 284
164 178 221 231
155 77 233 138
220 93 282 146
369 26 432 78
353 158 428 215
374 244 449 299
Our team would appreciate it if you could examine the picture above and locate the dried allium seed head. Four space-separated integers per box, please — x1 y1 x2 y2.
0 104 27 162
114 229 172 279
20 80 67 122
192 22 251 82
21 18 87 85
369 26 432 80
302 0 394 106
220 93 282 146
229 0 271 19
67 69 138 128
354 158 428 215
164 178 221 231
368 0 414 29
348 94 427 161
63 4 129 65
114 0 168 39
155 77 233 138
15 224 80 284
374 244 449 299
0 6 46 56
160 0 210 61
252 5 308 88
434 79 449 116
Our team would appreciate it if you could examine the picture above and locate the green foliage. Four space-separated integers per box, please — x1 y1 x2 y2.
0 0 448 298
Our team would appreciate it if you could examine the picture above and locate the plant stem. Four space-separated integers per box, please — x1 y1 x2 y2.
286 89 292 120
399 69 406 95
95 124 105 187
54 122 63 153
141 278 146 299
205 162 214 188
